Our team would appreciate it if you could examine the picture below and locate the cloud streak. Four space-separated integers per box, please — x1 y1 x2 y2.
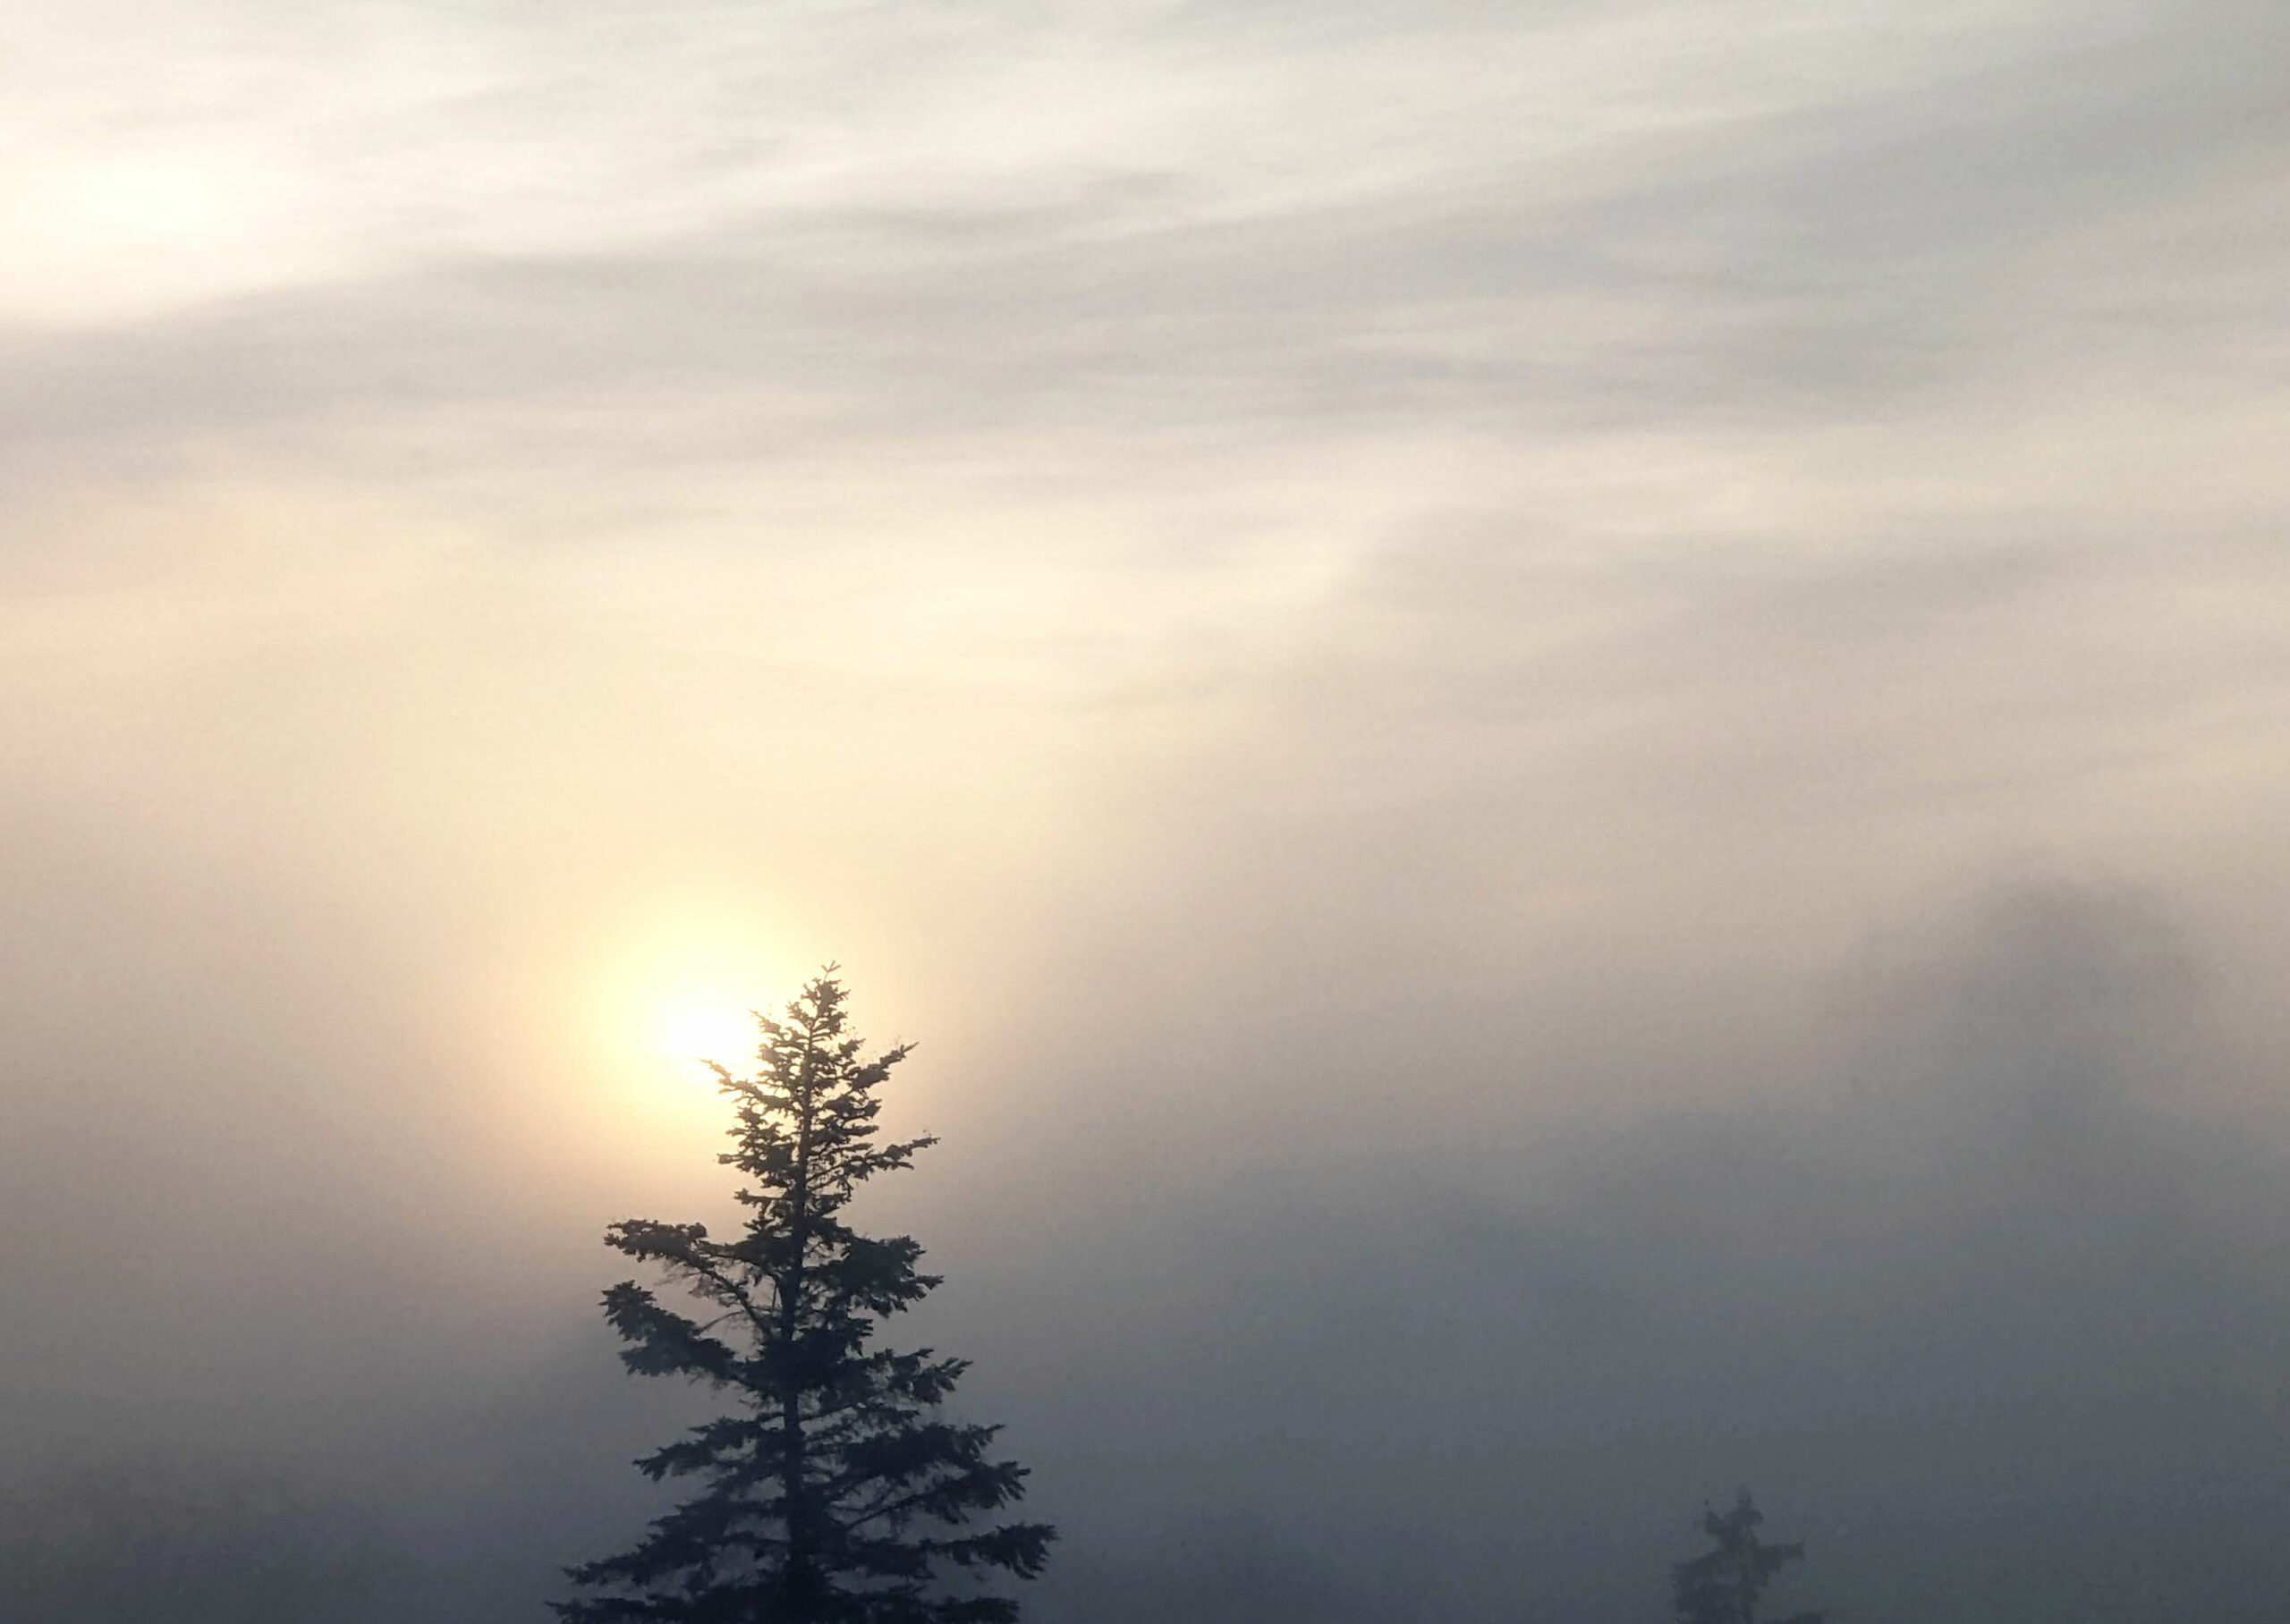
5 2 2289 1619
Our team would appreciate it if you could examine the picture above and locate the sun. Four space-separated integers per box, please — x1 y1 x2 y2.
567 901 801 1107
662 1006 756 1069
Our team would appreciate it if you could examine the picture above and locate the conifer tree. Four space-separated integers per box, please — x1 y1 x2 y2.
1669 1490 1823 1624
556 973 1054 1624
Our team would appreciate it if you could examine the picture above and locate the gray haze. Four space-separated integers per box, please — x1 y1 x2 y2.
4 2 2289 1620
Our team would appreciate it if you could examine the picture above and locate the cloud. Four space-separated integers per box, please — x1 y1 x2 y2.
4 3 2289 1620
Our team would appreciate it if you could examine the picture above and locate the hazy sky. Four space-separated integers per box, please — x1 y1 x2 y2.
4 3 2289 1620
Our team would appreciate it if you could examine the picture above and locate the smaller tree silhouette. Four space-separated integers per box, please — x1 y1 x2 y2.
1670 1490 1823 1624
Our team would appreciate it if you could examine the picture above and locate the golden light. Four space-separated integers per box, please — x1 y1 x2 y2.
528 899 808 1154
662 1006 756 1070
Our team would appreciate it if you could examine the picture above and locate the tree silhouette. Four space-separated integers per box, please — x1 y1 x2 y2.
556 973 1054 1623
1670 1490 1823 1624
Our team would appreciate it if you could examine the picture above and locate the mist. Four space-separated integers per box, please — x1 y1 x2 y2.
7 1 2290 1620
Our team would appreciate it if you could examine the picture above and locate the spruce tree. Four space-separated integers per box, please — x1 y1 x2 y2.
556 973 1054 1624
1669 1490 1822 1624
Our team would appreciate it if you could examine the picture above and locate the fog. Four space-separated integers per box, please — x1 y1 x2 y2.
5 1 2289 1620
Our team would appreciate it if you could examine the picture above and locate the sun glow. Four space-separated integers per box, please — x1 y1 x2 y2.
0 147 342 327
537 901 810 1151
662 1006 757 1070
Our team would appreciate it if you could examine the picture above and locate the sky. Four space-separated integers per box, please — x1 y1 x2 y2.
4 1 2289 1619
